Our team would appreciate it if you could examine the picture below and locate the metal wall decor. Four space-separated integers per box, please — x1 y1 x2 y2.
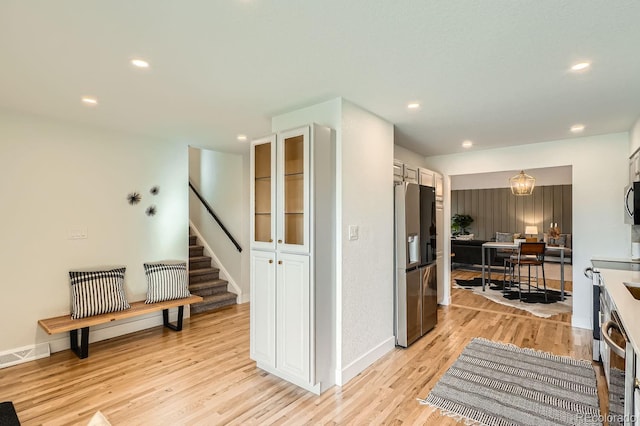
128 185 160 216
127 192 142 205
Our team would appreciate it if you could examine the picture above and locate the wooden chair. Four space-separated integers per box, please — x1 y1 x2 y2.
503 242 547 302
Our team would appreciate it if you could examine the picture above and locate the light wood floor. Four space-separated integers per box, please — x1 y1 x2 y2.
0 270 606 426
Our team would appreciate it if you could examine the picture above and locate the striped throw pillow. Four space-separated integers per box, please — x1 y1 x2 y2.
144 262 190 303
69 268 130 319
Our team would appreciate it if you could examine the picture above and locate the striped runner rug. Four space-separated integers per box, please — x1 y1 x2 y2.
418 338 602 426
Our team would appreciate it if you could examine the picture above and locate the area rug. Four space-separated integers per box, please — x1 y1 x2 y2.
454 278 572 318
418 338 602 426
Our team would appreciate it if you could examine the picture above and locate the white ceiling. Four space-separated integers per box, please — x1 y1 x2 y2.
1 1 639 156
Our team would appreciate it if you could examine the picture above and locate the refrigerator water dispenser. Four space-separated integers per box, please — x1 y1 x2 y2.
408 234 419 264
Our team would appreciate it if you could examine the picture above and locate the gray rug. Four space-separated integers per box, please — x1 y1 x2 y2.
418 338 602 426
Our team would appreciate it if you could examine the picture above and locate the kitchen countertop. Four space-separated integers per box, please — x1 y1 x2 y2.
595 266 640 354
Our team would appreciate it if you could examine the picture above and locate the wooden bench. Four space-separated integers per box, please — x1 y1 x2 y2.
38 295 203 359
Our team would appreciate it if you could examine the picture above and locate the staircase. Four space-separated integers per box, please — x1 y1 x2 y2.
189 231 237 314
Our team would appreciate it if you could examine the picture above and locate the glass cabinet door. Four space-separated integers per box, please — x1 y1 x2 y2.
278 126 310 253
251 135 276 250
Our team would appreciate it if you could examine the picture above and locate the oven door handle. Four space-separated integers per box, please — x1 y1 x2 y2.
602 320 626 358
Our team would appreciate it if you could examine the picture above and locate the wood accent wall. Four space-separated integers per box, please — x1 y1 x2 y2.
451 185 572 241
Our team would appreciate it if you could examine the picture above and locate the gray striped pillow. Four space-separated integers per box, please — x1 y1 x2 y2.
144 262 190 303
69 268 130 319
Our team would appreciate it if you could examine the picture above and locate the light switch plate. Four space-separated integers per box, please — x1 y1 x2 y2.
348 225 359 241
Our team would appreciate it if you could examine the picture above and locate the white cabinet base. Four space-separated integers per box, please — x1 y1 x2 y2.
256 361 322 395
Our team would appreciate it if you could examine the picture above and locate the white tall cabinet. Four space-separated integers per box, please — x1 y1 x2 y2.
250 124 334 395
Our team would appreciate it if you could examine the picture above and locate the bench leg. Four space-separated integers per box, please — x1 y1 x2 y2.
162 306 184 331
70 327 90 359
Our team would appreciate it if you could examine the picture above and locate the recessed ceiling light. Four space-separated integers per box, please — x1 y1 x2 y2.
130 58 150 68
237 134 248 142
81 96 98 106
570 62 591 72
462 140 473 149
570 124 585 133
407 102 420 109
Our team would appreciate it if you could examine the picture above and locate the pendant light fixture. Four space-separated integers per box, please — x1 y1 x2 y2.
509 170 535 196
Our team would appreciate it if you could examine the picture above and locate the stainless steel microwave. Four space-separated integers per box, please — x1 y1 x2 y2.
624 182 640 225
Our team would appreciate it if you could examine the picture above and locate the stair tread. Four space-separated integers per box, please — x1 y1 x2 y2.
189 245 204 249
189 267 220 274
189 279 227 290
189 255 211 261
194 292 236 304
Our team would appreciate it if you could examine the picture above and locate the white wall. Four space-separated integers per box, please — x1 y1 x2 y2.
272 98 395 387
188 147 247 299
451 166 572 190
0 110 188 354
425 132 629 329
339 101 395 383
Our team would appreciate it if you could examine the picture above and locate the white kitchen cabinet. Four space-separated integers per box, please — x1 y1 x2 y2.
634 354 639 425
276 253 311 380
249 124 334 395
250 135 276 251
393 159 404 183
403 164 418 183
435 174 444 201
277 127 310 254
630 147 640 184
418 168 435 187
249 251 276 367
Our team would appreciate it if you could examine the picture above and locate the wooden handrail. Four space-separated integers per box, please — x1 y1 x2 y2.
189 181 242 253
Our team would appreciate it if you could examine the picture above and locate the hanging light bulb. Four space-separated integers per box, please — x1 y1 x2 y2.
509 170 535 196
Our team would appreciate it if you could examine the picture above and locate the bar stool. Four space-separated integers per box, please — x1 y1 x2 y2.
503 242 547 302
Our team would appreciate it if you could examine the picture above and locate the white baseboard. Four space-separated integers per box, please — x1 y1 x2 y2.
336 336 395 386
0 343 50 369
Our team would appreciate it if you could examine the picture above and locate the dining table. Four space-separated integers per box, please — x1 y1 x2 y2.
481 241 570 301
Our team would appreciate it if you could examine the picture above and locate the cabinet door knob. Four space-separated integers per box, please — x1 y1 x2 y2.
278 239 283 244
268 259 273 264
269 238 273 242
278 260 283 265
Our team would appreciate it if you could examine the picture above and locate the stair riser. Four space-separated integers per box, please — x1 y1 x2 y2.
190 297 236 314
189 246 204 257
189 272 220 283
190 285 228 297
189 258 211 270
189 235 197 245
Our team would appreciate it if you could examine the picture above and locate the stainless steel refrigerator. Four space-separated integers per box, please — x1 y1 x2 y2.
394 182 437 348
